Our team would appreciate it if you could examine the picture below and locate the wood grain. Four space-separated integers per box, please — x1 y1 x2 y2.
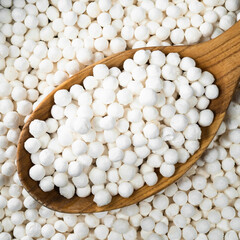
17 21 240 213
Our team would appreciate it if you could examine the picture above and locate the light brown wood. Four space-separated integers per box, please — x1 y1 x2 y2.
17 21 240 213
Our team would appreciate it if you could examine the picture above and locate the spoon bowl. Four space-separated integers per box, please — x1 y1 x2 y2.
17 21 240 213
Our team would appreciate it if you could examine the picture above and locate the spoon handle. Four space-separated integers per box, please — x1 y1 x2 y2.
179 20 240 73
203 20 240 70
205 22 240 117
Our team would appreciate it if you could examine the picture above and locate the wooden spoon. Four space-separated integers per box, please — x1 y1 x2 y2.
17 21 240 213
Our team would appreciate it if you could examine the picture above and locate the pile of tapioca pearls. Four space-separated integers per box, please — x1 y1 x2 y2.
0 0 240 239
25 49 219 207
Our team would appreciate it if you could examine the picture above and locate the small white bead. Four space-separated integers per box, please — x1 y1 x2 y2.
186 67 202 82
53 173 68 187
205 84 219 99
143 123 159 139
164 149 178 165
160 162 175 177
130 6 146 23
109 147 124 162
89 167 106 185
170 114 189 131
94 189 112 206
39 149 54 166
118 182 134 198
29 164 45 181
116 134 131 150
24 138 41 154
40 176 54 192
117 89 133 105
110 37 126 53
88 142 104 158
72 173 89 188
99 116 116 130
123 151 137 165
93 64 109 80
198 109 214 127
73 117 91 134
143 172 158 186
185 27 202 44
139 88 157 106
68 162 83 177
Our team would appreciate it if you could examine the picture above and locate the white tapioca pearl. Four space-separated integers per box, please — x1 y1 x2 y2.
99 116 116 130
109 147 124 162
143 123 159 139
170 114 189 131
117 89 133 105
139 88 157 106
